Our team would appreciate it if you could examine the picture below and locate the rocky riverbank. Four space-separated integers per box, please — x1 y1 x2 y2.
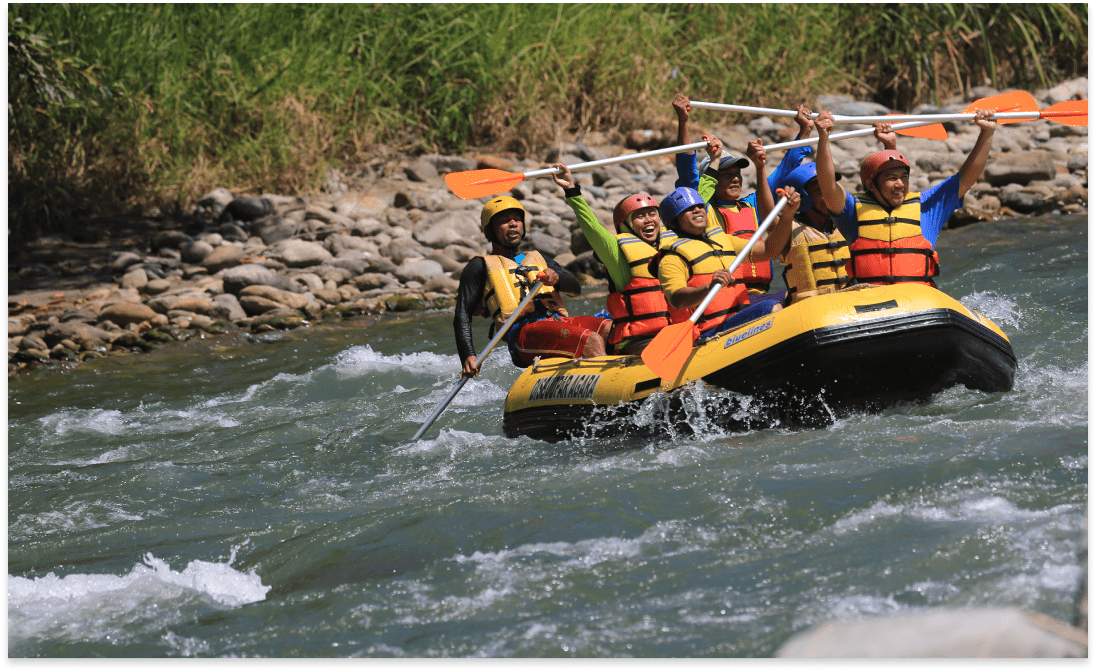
8 80 1088 376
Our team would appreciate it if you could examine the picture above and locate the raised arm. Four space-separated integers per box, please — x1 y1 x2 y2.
873 122 898 150
747 138 774 238
957 108 997 199
673 94 691 145
814 110 847 214
551 163 631 289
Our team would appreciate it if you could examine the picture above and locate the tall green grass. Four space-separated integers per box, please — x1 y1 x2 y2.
8 3 1087 248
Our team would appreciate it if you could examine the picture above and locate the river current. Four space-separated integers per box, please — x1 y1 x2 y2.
8 215 1087 657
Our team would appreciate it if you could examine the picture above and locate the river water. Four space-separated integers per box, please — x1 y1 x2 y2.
8 214 1087 657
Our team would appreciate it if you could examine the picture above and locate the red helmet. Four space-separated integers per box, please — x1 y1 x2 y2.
860 150 911 190
613 193 659 232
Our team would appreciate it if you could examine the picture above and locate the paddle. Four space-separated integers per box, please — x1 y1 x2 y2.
411 278 545 441
446 140 710 200
762 119 948 152
689 101 947 140
641 194 790 382
823 91 1086 127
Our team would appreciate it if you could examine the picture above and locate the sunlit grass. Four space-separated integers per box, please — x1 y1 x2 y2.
8 3 1087 247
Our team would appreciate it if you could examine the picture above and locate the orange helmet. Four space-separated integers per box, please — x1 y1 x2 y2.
860 150 910 190
613 193 659 232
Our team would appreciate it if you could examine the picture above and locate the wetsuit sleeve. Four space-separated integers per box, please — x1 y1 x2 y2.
675 152 701 190
545 257 582 296
917 174 962 247
454 257 488 363
658 253 691 302
565 190 631 289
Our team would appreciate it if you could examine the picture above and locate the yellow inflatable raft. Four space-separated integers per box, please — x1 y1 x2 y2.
503 284 1016 442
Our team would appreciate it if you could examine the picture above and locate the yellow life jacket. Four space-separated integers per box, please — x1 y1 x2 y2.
478 251 568 327
661 230 749 332
780 221 849 304
848 192 939 286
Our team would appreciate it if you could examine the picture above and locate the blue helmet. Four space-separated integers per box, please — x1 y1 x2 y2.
659 187 705 230
785 163 818 213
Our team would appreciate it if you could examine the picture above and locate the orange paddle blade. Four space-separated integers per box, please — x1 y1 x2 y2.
445 169 526 199
964 90 1038 125
1041 100 1088 126
641 321 700 381
889 118 948 140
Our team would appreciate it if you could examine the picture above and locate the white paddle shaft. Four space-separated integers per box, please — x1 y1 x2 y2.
411 280 545 441
762 119 943 152
690 100 1015 124
686 196 789 323
521 140 709 180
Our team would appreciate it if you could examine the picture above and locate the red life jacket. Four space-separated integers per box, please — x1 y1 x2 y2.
605 232 672 345
847 192 939 286
711 202 773 294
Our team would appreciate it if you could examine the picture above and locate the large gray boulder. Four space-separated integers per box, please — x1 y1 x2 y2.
394 258 445 283
209 294 248 321
219 264 302 296
520 230 570 258
98 302 158 327
984 150 1058 186
200 245 247 273
264 239 334 268
252 215 301 245
412 211 482 249
777 608 1086 658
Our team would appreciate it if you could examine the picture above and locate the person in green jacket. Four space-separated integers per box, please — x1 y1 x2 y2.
547 140 722 354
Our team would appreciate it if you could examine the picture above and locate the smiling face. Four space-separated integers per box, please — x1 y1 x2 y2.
869 167 911 209
715 167 743 202
627 207 661 244
675 203 708 236
490 209 525 248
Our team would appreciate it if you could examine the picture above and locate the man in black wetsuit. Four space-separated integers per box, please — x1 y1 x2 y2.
454 195 611 376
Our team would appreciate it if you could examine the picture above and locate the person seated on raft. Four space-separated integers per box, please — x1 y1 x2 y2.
813 107 998 287
656 184 799 341
454 196 612 377
672 94 815 300
777 121 900 304
546 138 725 355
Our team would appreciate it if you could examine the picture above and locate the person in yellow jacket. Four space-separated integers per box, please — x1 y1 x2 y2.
454 196 611 376
813 107 997 286
777 122 901 303
656 185 798 340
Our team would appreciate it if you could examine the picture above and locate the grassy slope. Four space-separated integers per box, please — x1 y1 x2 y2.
7 3 1087 246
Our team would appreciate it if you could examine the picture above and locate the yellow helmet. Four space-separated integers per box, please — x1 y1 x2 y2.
480 196 525 237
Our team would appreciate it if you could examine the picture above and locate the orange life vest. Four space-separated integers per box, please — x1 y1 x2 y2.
605 232 672 345
711 202 773 295
846 192 939 286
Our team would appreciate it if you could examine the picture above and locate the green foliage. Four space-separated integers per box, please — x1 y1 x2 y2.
7 3 1088 249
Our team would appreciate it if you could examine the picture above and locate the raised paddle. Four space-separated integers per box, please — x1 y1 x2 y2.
641 194 790 382
688 101 947 140
761 119 949 153
445 140 710 200
411 278 545 441
825 92 1087 127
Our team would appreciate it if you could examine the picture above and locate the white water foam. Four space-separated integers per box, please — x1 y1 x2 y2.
333 344 456 379
960 290 1022 331
9 550 269 648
